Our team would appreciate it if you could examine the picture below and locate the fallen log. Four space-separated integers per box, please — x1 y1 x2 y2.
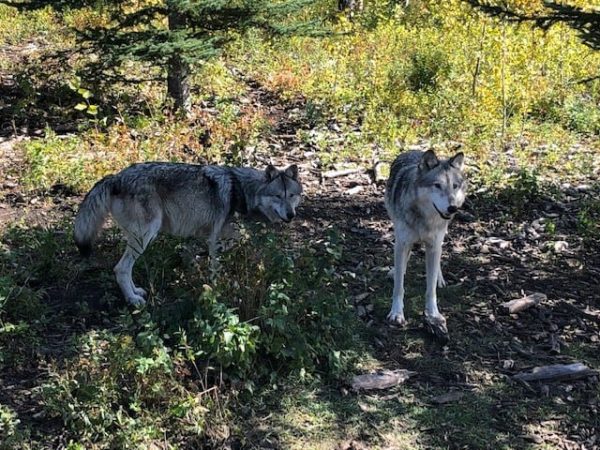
513 363 597 382
322 168 364 179
351 369 416 391
501 292 546 314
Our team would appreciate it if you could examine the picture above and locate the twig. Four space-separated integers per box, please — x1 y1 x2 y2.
501 293 546 314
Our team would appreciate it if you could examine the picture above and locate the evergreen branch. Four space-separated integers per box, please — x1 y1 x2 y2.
466 1 600 50
0 0 98 11
115 6 169 29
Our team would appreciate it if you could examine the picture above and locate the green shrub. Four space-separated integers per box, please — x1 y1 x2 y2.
564 95 600 135
38 227 358 446
0 404 29 450
43 327 208 449
407 48 451 92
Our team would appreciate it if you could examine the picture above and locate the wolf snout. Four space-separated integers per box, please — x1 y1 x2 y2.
447 205 458 215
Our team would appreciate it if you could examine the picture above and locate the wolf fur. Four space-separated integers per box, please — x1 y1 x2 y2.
74 162 302 306
385 149 467 334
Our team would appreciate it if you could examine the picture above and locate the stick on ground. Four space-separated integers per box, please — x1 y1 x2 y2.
501 292 546 314
513 363 597 382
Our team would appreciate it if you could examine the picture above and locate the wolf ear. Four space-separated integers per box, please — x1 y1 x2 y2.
265 164 279 181
449 152 464 170
284 164 299 180
419 150 439 171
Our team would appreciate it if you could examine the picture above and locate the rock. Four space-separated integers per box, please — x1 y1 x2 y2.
351 369 417 391
553 241 569 253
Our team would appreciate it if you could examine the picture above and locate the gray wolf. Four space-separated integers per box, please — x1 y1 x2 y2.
385 149 466 338
74 162 302 306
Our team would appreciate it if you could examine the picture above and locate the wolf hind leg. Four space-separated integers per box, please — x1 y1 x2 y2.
114 217 161 306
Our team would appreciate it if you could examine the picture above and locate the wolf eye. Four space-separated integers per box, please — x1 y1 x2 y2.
434 183 442 189
453 183 459 189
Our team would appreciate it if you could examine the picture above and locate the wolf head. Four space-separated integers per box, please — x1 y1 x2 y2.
417 149 467 220
257 164 303 223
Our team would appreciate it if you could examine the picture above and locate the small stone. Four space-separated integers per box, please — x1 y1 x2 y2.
553 241 569 253
502 359 514 370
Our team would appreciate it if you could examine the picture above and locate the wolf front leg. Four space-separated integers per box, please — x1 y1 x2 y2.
387 233 412 326
424 240 448 338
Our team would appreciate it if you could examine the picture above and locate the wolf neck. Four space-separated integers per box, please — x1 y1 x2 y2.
229 168 265 216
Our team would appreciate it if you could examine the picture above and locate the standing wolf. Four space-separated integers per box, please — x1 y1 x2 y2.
74 162 302 306
385 149 466 338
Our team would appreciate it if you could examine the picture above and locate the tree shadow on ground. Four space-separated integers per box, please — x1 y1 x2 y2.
238 178 600 449
0 48 160 138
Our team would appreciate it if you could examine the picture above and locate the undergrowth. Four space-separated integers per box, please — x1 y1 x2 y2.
0 222 361 448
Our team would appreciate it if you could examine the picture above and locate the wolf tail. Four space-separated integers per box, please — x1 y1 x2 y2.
74 175 116 256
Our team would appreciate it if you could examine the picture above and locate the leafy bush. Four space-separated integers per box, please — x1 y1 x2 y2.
564 95 600 135
37 226 358 446
0 404 28 450
43 327 210 449
407 48 451 92
167 227 357 379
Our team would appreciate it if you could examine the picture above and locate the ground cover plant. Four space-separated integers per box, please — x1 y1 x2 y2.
1 0 599 448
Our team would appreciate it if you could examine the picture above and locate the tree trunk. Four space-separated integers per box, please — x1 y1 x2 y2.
167 7 191 115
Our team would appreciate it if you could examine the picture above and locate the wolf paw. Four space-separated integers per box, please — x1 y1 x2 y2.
387 310 407 326
126 294 146 307
423 314 449 342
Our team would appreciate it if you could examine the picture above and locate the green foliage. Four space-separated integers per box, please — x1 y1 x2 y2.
407 48 451 92
232 0 600 163
0 404 29 450
42 328 207 449
3 0 326 89
161 228 358 379
180 285 260 374
467 0 600 50
68 76 102 119
564 95 600 135
530 92 600 135
576 197 600 237
0 4 58 47
0 219 358 446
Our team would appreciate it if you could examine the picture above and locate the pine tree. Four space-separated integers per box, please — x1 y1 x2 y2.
3 0 326 113
466 1 600 51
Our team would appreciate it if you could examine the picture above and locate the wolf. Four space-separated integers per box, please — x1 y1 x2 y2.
74 162 302 306
385 149 466 338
